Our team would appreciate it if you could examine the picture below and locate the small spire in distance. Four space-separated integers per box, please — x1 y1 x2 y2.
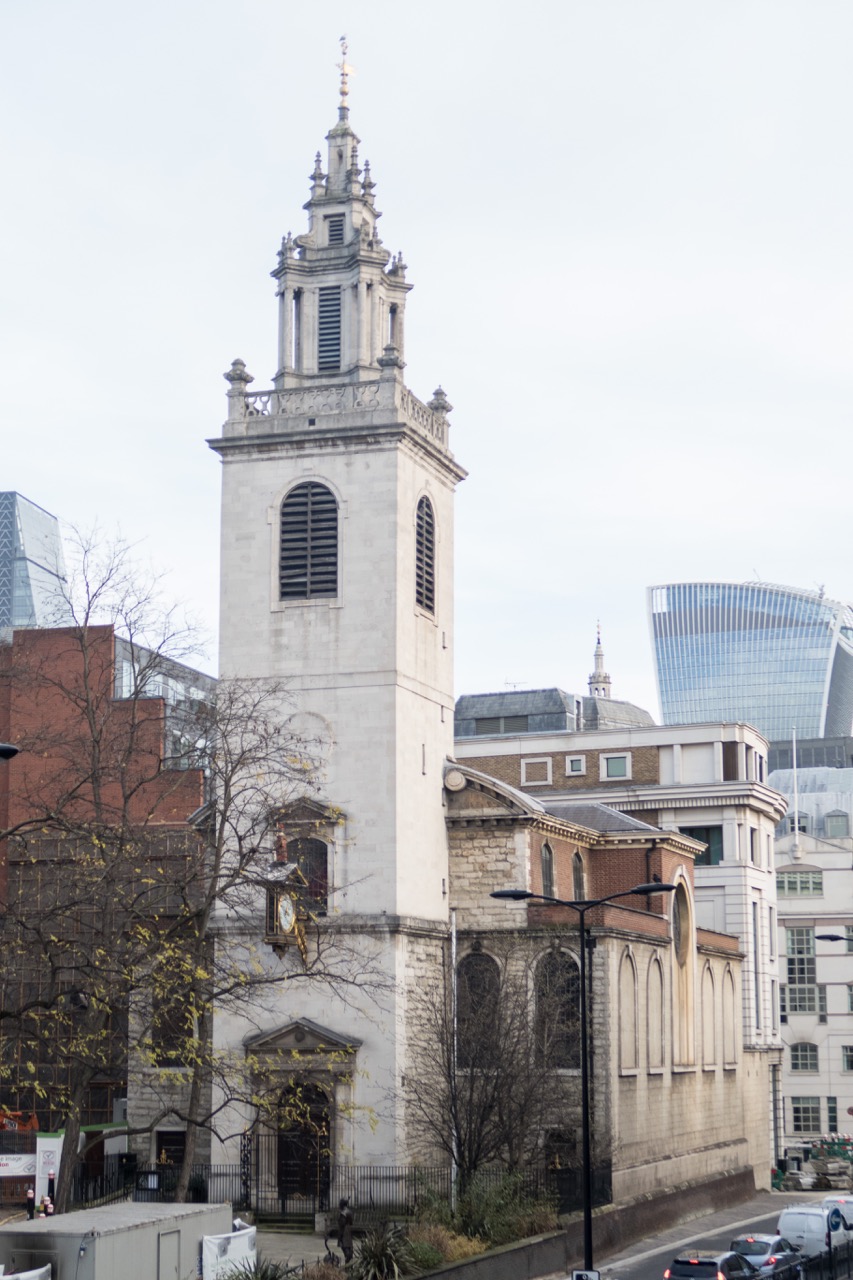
589 622 612 699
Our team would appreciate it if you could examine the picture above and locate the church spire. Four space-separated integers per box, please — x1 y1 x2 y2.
270 39 412 390
588 624 612 699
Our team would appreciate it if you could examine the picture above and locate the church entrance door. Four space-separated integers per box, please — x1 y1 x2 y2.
276 1083 331 1216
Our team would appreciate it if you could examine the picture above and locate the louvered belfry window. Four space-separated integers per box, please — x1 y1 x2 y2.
317 286 342 371
415 496 435 613
279 483 338 600
327 215 345 245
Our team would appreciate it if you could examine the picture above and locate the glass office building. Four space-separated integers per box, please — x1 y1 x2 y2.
648 582 853 741
0 492 70 629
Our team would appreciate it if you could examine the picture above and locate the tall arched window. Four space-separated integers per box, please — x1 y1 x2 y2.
540 844 554 898
572 852 585 901
647 956 664 1069
415 496 435 613
702 964 716 1066
619 950 638 1071
287 837 328 915
457 953 500 1069
535 951 580 1068
279 483 338 600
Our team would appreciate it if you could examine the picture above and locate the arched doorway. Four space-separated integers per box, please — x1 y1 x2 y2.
276 1083 331 1215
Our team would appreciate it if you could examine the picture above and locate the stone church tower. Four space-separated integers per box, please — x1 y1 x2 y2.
208 60 465 1168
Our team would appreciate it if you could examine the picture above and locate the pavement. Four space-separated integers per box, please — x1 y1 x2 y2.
256 1225 343 1270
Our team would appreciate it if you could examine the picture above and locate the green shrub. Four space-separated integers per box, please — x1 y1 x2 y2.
351 1223 416 1280
412 1184 454 1230
225 1258 295 1280
408 1240 443 1271
408 1223 486 1262
456 1171 557 1246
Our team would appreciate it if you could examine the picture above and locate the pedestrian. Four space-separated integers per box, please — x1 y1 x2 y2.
25 1188 34 1220
337 1197 354 1264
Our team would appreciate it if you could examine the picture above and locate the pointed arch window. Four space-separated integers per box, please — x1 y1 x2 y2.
279 483 338 601
535 951 580 1068
415 496 435 613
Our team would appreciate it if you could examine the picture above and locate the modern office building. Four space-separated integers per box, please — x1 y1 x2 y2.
649 582 853 742
770 767 853 1146
0 493 70 630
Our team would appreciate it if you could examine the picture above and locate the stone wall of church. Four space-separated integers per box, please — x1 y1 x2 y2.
605 934 754 1199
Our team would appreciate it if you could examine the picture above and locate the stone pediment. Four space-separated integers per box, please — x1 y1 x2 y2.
243 1017 361 1058
278 798 343 830
444 761 545 820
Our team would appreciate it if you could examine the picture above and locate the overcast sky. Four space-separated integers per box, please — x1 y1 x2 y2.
4 1 851 718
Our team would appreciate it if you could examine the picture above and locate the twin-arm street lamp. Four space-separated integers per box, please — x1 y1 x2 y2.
490 881 677 1271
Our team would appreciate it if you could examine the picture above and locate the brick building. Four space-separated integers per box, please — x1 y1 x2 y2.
0 623 212 1137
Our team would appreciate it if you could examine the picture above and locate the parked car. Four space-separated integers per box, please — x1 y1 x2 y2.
664 1250 760 1280
730 1235 801 1277
777 1205 851 1259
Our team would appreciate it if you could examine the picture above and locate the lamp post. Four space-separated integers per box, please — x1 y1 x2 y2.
491 881 676 1271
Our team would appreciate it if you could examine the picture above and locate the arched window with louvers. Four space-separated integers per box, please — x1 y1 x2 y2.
415 496 436 613
279 482 338 601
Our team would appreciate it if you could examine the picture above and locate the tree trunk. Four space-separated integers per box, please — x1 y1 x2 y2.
54 1084 86 1213
174 1013 210 1203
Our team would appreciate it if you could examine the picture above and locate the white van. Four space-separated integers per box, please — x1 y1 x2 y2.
777 1205 850 1258
822 1194 853 1229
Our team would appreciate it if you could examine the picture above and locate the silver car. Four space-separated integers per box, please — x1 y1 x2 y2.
730 1235 801 1277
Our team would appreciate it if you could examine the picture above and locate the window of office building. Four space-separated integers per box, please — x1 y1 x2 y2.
791 1097 820 1133
777 871 823 896
679 825 723 867
790 1043 818 1072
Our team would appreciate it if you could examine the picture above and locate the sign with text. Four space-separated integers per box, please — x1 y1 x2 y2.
0 1154 36 1177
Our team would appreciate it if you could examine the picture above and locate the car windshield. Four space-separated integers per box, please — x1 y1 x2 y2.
732 1242 770 1258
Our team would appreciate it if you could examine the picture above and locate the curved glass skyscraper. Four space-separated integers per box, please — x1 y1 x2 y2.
648 582 853 741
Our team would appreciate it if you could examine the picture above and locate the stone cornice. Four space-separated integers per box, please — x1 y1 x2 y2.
545 781 788 822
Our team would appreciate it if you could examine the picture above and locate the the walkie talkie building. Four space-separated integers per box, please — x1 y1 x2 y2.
648 581 853 741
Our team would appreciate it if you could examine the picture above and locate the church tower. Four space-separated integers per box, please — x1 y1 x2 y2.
209 52 464 1164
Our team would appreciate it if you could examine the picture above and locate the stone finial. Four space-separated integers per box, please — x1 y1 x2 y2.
224 359 254 388
309 152 326 197
428 386 452 416
362 159 375 204
378 344 405 378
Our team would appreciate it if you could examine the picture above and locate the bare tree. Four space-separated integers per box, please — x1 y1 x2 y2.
0 530 390 1210
405 939 582 1190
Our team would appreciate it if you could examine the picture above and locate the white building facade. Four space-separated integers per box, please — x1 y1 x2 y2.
771 768 853 1149
207 75 465 1171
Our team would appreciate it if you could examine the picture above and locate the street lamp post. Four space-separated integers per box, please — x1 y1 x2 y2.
491 881 677 1271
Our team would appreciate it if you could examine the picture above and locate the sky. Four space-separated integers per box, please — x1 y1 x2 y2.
3 1 852 716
